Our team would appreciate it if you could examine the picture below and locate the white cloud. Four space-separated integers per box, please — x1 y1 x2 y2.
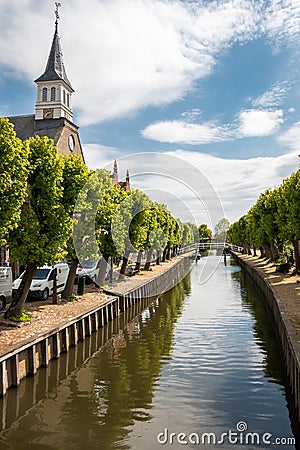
251 81 290 108
0 1 299 126
263 0 300 47
0 0 267 126
277 121 300 152
238 109 284 137
141 120 233 144
163 149 299 222
82 146 299 224
83 144 121 170
142 108 284 144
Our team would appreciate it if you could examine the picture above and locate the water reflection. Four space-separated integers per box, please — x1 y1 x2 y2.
0 257 296 450
0 277 190 450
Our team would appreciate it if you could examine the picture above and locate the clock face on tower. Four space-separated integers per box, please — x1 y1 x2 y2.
43 108 54 119
68 135 75 152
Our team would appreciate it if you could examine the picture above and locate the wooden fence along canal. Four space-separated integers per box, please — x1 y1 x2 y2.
0 254 193 397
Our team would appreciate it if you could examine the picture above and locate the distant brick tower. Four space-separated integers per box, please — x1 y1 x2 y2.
110 160 131 191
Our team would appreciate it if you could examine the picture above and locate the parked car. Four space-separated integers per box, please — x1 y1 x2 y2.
0 267 13 310
76 260 100 284
12 263 69 301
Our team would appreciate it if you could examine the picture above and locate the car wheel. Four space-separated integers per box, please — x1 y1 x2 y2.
0 296 6 311
42 288 49 301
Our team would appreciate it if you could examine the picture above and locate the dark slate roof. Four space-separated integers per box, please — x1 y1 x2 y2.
34 24 73 91
8 115 35 141
8 115 66 144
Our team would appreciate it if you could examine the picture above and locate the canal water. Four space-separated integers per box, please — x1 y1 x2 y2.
0 255 296 449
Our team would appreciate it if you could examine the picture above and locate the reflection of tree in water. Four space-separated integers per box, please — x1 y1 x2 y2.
232 266 300 445
231 268 285 385
62 275 191 450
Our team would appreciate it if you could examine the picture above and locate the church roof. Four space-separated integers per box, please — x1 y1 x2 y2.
8 115 71 144
34 23 74 91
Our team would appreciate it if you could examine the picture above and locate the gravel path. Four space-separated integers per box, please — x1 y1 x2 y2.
238 253 300 341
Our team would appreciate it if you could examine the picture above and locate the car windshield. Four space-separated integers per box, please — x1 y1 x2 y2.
81 261 97 269
33 269 51 280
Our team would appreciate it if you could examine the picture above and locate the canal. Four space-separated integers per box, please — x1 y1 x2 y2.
0 254 296 449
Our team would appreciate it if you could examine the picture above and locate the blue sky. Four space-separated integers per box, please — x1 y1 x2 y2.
1 0 300 226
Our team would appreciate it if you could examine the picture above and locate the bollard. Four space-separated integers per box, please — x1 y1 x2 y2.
77 276 86 295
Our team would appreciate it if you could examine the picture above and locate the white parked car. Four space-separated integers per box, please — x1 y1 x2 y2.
0 267 13 310
76 260 100 283
12 263 69 301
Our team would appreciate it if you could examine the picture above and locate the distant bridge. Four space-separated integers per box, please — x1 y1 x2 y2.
178 242 243 255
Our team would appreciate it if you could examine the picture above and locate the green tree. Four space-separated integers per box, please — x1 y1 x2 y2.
214 218 230 241
181 222 194 247
279 171 300 271
186 222 199 243
95 185 130 284
5 136 69 318
111 190 154 275
60 155 89 298
198 224 212 241
0 119 30 248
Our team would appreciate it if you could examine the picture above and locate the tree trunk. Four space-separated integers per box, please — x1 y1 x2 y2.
166 248 171 260
97 255 109 286
5 262 37 319
264 246 272 259
259 247 265 258
162 247 167 262
293 240 300 273
120 250 130 276
144 248 153 270
253 246 257 256
52 268 58 305
61 258 78 298
135 251 143 271
270 240 279 260
156 249 161 265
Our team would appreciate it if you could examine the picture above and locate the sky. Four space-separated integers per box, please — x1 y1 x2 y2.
1 0 300 228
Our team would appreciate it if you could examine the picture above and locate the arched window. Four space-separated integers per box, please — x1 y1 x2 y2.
51 87 56 101
42 87 48 102
67 93 70 107
63 90 66 104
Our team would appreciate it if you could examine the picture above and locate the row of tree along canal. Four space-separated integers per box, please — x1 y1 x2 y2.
0 253 297 449
0 118 198 319
228 168 300 273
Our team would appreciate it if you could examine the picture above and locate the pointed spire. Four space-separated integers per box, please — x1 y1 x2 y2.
34 3 73 91
114 160 118 174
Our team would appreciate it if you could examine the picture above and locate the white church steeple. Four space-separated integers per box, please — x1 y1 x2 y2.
34 3 74 121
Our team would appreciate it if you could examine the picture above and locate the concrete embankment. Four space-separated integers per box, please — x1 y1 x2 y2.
0 253 193 396
231 251 300 421
103 252 193 311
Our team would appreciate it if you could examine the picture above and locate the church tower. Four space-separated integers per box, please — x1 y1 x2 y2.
7 3 84 160
35 3 74 121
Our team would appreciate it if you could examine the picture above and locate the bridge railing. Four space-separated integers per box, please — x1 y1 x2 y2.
178 242 244 255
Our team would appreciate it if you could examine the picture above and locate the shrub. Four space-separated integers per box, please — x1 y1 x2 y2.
10 311 32 323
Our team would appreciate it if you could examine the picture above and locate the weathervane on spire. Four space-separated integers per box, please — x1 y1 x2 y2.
55 2 62 30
